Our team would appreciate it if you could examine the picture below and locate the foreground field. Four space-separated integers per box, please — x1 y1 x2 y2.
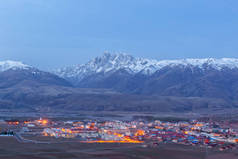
0 137 238 159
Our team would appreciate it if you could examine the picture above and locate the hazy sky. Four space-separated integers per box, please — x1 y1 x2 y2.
0 0 238 70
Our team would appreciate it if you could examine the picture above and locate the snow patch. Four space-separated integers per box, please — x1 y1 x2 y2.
0 60 32 72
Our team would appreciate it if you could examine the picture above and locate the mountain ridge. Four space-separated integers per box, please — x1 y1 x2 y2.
0 60 32 72
54 52 238 82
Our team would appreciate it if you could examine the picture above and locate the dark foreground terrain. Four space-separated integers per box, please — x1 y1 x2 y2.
0 137 237 159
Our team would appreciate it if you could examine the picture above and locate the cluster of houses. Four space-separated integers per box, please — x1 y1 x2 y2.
1 117 238 150
142 120 238 150
41 119 238 150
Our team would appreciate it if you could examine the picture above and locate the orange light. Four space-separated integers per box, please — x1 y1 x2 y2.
43 132 49 136
37 119 48 125
135 130 145 136
42 120 48 125
8 121 19 125
61 128 66 132
83 140 143 143
155 126 164 130
100 131 143 143
194 123 203 127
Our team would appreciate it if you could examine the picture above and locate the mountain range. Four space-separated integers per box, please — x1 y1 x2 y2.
54 53 238 100
1 53 238 113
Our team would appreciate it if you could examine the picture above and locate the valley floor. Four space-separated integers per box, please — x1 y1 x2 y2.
0 137 237 159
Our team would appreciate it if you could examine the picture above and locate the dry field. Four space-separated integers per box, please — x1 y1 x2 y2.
0 137 238 159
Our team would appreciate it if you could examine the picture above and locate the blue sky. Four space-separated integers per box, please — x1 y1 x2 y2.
0 0 238 70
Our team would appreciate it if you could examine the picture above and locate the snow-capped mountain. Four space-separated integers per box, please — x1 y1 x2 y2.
0 60 32 72
0 60 71 88
55 52 238 81
53 53 238 100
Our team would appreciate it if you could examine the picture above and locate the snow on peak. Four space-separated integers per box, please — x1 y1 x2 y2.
152 58 238 70
0 60 32 72
54 52 238 80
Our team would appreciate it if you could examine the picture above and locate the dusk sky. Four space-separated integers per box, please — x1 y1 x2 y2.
0 0 238 70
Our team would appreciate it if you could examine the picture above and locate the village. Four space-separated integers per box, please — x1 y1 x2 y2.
1 117 238 151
